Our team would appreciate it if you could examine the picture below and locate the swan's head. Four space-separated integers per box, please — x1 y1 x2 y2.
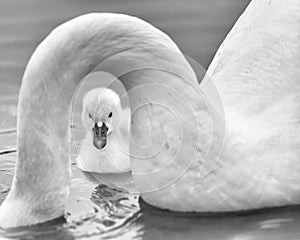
81 88 122 150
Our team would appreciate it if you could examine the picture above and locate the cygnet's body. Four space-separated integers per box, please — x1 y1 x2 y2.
76 88 131 173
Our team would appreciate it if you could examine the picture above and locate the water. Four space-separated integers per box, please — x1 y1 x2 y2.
1 0 300 239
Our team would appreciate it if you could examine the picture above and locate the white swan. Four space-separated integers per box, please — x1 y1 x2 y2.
76 88 131 173
0 0 299 228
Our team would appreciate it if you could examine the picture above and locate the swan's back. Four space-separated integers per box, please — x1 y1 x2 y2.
208 0 300 117
206 0 300 146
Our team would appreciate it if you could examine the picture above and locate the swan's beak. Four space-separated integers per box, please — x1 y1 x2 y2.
93 122 108 149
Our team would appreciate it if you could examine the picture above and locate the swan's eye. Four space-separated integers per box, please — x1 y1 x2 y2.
108 112 112 118
89 113 92 119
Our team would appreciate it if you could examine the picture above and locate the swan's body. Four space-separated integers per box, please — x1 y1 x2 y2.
0 0 299 228
76 88 131 173
137 0 300 212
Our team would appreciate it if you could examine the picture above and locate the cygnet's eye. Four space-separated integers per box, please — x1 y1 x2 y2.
89 113 92 119
108 112 112 118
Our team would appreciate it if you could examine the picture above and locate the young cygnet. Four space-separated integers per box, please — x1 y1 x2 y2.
76 88 131 173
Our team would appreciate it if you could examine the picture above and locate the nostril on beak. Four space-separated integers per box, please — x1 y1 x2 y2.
101 126 107 134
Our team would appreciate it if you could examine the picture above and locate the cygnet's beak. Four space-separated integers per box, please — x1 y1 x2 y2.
93 122 108 149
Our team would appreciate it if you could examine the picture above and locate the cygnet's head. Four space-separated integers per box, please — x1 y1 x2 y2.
81 88 122 149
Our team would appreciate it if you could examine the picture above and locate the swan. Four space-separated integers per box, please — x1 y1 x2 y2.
75 87 131 173
0 0 299 228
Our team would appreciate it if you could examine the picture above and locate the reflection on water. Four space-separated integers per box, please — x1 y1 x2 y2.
139 202 300 240
2 0 297 239
2 186 300 240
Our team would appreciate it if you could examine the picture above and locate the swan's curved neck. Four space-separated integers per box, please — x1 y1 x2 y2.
0 13 210 227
